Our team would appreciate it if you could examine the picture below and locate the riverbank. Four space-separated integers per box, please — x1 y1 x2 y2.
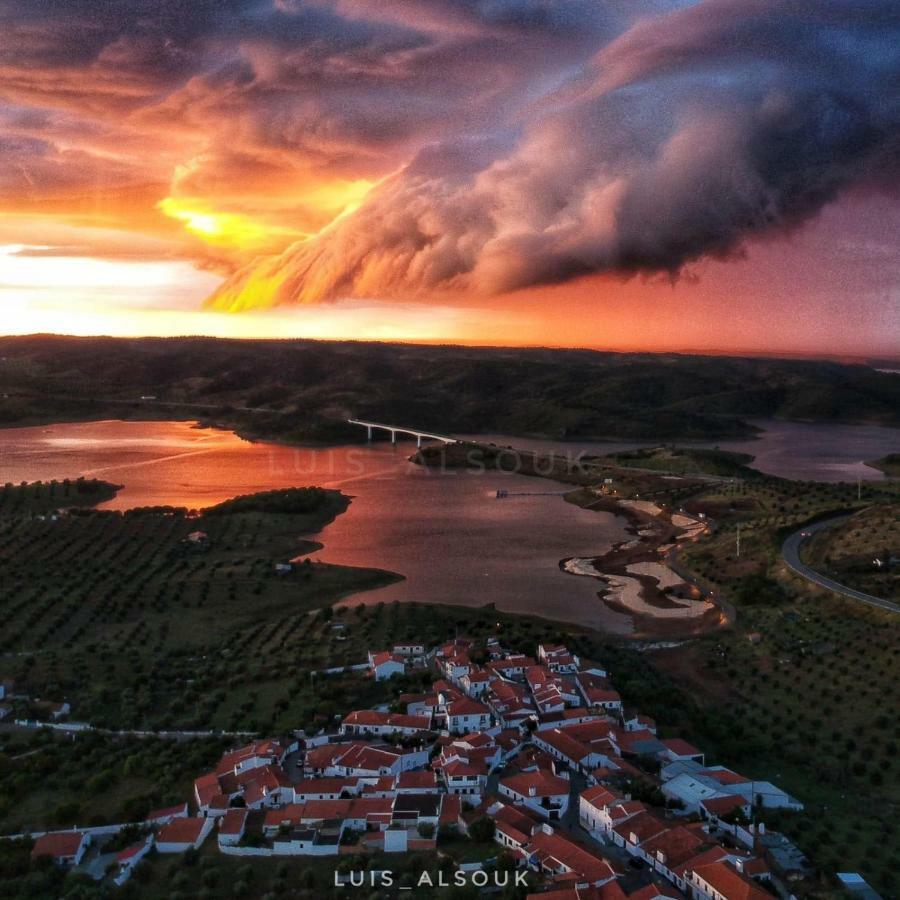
560 489 723 637
413 442 729 638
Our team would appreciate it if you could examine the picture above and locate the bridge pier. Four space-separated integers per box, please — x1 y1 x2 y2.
366 425 373 441
417 435 423 448
390 429 397 444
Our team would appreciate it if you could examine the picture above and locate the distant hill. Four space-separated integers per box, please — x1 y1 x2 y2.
0 334 897 443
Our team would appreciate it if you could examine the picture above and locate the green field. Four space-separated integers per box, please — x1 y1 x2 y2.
0 485 399 733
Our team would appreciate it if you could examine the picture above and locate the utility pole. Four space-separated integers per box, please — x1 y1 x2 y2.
736 523 741 558
857 478 862 501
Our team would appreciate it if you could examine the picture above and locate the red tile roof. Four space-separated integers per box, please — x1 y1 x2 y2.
343 709 430 730
444 760 486 778
526 829 616 885
194 772 222 807
538 728 593 763
31 832 85 860
361 775 395 794
580 785 621 809
439 794 462 824
639 824 707 868
218 809 248 835
264 803 306 830
215 740 283 775
116 840 147 863
701 767 750 785
492 801 539 837
628 886 678 900
145 802 188 823
447 697 490 716
397 770 437 789
500 771 569 798
701 795 749 817
293 776 358 796
158 817 205 845
661 737 703 757
612 810 667 845
671 846 730 878
692 862 772 900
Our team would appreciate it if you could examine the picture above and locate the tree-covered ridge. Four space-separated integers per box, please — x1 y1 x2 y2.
0 335 897 443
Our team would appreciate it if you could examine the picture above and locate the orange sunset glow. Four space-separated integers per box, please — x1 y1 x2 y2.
1 2 898 356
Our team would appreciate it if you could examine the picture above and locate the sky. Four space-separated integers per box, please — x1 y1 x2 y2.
1 0 898 356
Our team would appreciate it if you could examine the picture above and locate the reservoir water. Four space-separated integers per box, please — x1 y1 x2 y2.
0 418 896 630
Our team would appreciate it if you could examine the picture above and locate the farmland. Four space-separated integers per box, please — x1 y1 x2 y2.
802 504 900 601
0 485 399 732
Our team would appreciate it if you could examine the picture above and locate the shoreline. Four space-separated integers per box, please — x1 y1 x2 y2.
558 490 724 638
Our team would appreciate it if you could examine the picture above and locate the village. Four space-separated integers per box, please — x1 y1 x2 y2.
22 635 809 899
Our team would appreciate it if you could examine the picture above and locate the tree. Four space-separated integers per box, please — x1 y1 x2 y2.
469 817 495 842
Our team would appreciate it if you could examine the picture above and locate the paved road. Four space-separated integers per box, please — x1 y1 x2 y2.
781 516 899 614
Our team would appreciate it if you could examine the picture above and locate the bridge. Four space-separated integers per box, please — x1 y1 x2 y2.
347 419 459 447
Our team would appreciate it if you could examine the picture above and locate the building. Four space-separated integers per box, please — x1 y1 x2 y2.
368 651 406 681
340 709 431 737
217 809 249 846
156 817 213 853
688 861 771 900
498 771 570 820
31 831 89 866
446 697 492 734
524 825 617 887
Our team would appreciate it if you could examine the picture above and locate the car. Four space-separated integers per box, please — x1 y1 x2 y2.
800 531 811 537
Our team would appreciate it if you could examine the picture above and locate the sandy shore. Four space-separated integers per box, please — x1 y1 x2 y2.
560 497 717 632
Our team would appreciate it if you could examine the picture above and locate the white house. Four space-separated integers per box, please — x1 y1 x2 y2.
156 817 214 853
340 709 431 737
442 760 487 799
368 651 406 681
217 809 248 846
113 837 153 885
446 698 492 734
578 785 623 835
533 728 607 773
460 668 493 697
537 644 580 673
498 771 570 821
31 831 90 866
688 861 771 900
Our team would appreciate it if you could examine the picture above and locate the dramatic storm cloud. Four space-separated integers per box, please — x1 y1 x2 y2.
2 0 898 352
207 0 900 308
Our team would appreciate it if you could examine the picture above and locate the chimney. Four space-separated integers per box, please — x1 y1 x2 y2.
529 786 537 797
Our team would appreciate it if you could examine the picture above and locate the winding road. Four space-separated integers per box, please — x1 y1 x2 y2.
781 516 898 613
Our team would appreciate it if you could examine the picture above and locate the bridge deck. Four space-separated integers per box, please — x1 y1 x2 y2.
347 419 458 443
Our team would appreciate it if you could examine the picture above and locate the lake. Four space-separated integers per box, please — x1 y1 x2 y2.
0 418 896 630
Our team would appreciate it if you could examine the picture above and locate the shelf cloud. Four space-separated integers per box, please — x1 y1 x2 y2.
208 0 900 309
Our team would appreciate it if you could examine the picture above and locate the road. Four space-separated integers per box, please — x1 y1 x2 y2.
781 516 899 614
